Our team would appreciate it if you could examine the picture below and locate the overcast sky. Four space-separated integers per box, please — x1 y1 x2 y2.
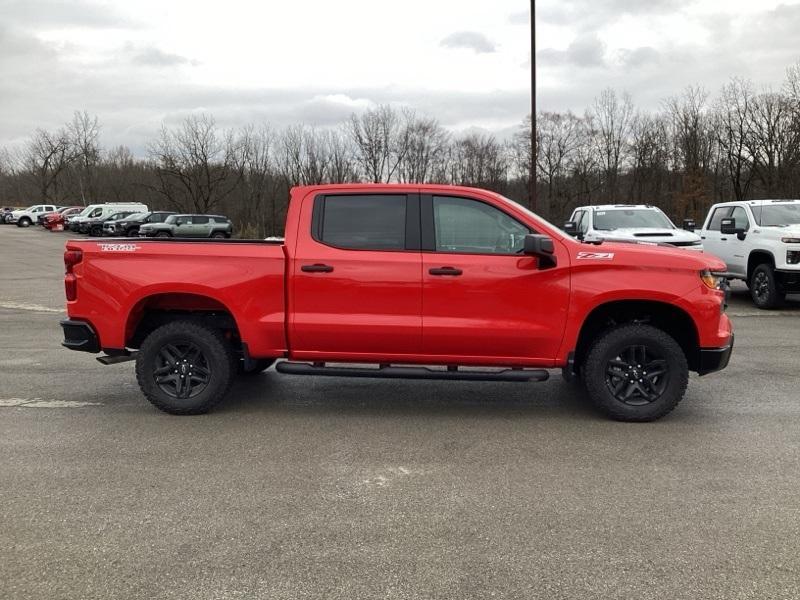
1 0 799 153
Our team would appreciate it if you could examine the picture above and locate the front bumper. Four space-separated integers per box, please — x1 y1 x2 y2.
61 319 100 353
698 333 734 376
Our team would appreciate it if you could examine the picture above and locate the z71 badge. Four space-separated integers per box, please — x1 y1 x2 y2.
576 251 615 260
98 243 141 252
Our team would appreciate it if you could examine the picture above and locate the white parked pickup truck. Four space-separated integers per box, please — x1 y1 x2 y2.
700 199 800 308
564 205 704 250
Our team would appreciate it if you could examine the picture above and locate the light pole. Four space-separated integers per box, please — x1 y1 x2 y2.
530 0 537 213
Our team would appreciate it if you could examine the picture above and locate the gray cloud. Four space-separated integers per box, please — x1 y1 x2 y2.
618 46 661 69
440 31 497 54
1 0 138 29
508 10 530 24
538 34 606 67
129 46 198 67
539 0 690 29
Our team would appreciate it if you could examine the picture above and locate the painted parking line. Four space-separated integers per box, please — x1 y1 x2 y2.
0 398 102 408
0 301 64 313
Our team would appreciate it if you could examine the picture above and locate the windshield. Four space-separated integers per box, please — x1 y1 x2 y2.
126 212 148 222
594 209 674 230
752 204 800 227
78 206 94 217
164 215 178 224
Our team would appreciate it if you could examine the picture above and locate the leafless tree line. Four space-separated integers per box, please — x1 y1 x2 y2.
3 61 800 236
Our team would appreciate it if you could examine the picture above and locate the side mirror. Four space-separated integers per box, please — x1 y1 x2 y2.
523 234 557 268
682 218 696 231
720 217 746 239
563 221 578 236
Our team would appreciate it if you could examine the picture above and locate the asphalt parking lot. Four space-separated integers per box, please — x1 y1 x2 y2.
1 225 799 600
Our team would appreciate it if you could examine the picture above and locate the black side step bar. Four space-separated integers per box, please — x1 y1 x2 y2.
275 362 549 382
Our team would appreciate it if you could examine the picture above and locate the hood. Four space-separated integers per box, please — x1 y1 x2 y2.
574 238 725 272
761 223 800 236
591 227 701 243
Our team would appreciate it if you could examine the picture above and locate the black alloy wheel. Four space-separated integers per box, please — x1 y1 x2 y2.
604 344 668 406
153 342 211 399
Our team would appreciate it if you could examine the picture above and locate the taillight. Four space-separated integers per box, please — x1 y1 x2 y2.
64 249 82 273
64 249 82 301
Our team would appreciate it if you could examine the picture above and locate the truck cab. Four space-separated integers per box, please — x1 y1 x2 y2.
565 205 703 250
700 199 800 308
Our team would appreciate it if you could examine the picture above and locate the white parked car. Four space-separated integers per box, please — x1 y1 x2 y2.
700 199 800 308
68 203 149 232
9 204 59 227
564 205 703 250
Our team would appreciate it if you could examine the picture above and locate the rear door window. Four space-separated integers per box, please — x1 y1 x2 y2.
315 195 407 251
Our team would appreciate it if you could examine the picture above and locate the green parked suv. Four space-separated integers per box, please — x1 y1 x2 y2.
139 214 233 238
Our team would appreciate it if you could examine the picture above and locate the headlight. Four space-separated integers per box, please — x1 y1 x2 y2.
781 237 800 243
700 270 725 290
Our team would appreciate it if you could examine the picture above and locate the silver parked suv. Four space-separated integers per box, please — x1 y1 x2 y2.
139 214 233 238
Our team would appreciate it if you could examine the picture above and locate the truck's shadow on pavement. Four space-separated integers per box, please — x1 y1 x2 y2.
218 374 641 422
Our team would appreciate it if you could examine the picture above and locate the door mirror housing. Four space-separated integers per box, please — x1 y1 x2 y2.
720 217 746 239
523 234 557 268
563 221 578 236
682 218 696 231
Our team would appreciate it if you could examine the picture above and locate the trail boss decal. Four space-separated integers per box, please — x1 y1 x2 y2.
98 243 141 252
576 251 615 260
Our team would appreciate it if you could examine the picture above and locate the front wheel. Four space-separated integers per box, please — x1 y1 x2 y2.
156 231 171 238
582 324 688 422
135 321 235 415
749 264 784 309
17 217 32 227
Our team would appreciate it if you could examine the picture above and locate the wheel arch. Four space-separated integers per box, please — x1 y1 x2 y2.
124 292 243 350
747 250 776 281
572 300 701 373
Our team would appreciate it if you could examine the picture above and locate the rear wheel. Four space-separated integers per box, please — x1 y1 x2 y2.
135 321 235 415
126 227 139 237
211 231 226 239
749 263 784 309
582 324 688 422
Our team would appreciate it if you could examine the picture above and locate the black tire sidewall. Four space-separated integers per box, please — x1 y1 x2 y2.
583 324 688 422
18 218 31 227
135 321 234 414
750 264 782 309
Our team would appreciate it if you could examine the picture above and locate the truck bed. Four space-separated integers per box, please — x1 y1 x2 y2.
65 238 288 357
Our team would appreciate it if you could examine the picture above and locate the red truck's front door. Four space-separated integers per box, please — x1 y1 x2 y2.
290 192 422 359
420 194 570 364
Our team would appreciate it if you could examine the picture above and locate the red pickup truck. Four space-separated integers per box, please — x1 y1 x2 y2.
61 184 733 421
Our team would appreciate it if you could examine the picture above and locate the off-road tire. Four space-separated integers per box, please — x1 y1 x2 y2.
211 231 226 239
582 324 688 422
156 231 171 238
749 263 784 309
135 320 236 415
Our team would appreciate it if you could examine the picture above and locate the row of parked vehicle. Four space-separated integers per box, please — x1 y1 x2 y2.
0 203 234 238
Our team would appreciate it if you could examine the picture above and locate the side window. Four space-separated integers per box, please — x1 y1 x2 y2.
89 208 102 218
151 213 166 223
176 216 190 225
193 216 209 225
433 196 529 254
708 207 733 231
316 194 406 250
729 207 750 231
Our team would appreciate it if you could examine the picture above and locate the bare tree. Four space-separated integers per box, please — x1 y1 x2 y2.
748 90 798 197
536 111 581 218
713 78 755 201
21 127 75 203
590 88 634 202
628 113 670 204
67 111 101 204
348 104 411 183
397 115 449 183
147 114 244 213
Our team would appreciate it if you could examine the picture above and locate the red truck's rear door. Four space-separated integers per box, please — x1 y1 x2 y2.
289 192 422 359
